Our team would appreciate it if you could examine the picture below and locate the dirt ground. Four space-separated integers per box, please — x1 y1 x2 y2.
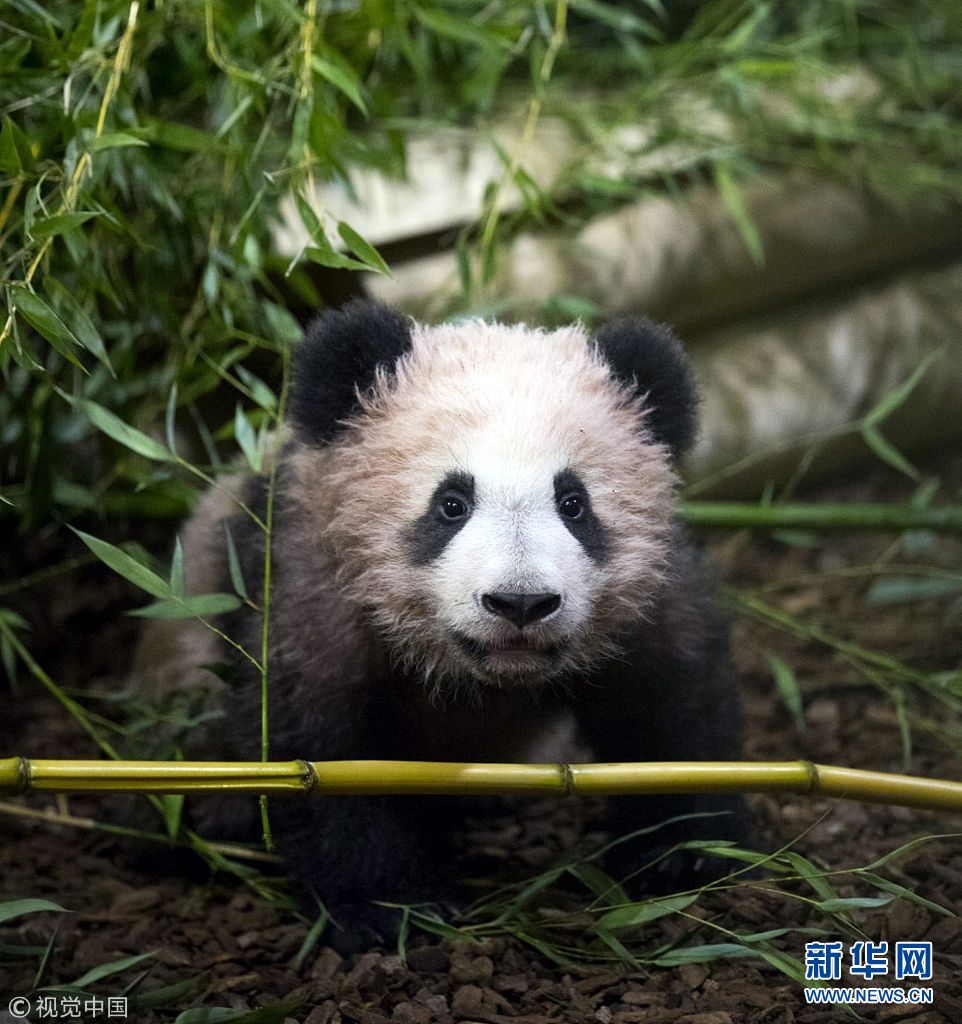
2 457 961 1023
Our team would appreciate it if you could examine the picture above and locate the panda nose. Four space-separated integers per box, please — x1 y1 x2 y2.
481 592 561 629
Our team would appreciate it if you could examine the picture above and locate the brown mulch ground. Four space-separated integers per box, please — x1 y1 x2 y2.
2 457 961 1023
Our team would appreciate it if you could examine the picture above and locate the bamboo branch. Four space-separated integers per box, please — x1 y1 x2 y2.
0 798 280 863
681 502 962 532
1 758 961 812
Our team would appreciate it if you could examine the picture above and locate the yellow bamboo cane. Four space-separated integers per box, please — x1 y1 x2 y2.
2 757 962 812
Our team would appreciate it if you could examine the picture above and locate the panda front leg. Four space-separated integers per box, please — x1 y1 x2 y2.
252 679 460 953
269 792 454 954
572 632 750 895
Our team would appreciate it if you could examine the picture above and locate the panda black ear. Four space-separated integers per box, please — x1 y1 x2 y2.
289 300 413 445
592 316 698 459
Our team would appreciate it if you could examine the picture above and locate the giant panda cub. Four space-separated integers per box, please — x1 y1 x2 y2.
144 301 747 951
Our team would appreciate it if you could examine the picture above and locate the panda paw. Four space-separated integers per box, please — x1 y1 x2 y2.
325 902 405 955
323 895 463 956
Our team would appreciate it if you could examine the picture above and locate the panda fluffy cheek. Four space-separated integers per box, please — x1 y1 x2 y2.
427 561 488 633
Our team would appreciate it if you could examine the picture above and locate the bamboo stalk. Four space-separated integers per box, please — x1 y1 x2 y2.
681 502 962 532
2 758 961 812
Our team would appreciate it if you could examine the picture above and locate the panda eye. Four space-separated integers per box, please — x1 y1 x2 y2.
558 493 585 521
439 492 470 522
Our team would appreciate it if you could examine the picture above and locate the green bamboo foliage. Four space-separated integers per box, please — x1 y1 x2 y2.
3 1 962 527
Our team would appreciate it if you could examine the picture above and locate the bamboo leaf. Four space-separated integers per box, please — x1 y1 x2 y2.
129 972 208 1012
911 477 941 509
863 352 940 428
595 926 640 966
673 840 771 867
88 132 149 152
130 593 242 618
858 872 955 917
860 424 920 480
568 0 664 38
0 115 34 173
294 193 322 238
765 652 806 729
224 526 249 601
29 211 100 240
71 529 171 599
190 403 221 468
868 576 962 603
61 392 175 463
44 278 113 375
567 862 627 905
312 55 368 115
291 199 383 273
11 286 87 371
65 0 96 58
491 866 566 925
414 8 512 49
165 383 179 454
781 852 839 904
337 222 391 276
293 908 330 971
895 694 913 766
51 950 157 990
137 120 221 153
396 905 411 963
170 537 185 595
0 899 68 925
302 236 371 274
160 793 184 840
755 945 807 984
175 1010 247 1023
215 95 254 140
598 892 699 931
235 366 277 411
234 404 261 471
455 238 472 295
713 163 764 266
0 608 29 629
1 627 17 690
175 1000 303 1024
651 942 756 966
811 895 894 912
32 929 58 990
864 834 961 871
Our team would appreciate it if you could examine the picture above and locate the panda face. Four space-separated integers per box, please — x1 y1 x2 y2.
292 318 681 690
406 462 608 681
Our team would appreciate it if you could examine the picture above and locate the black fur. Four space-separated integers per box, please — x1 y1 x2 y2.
553 468 611 563
194 505 746 951
289 300 413 446
164 309 745 954
404 470 475 566
572 534 748 890
592 317 697 458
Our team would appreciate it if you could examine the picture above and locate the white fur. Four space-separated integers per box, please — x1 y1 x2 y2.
430 473 597 649
291 318 678 690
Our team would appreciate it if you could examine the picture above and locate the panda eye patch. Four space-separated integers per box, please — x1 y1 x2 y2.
558 493 585 520
406 470 475 565
439 492 471 521
553 468 610 562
